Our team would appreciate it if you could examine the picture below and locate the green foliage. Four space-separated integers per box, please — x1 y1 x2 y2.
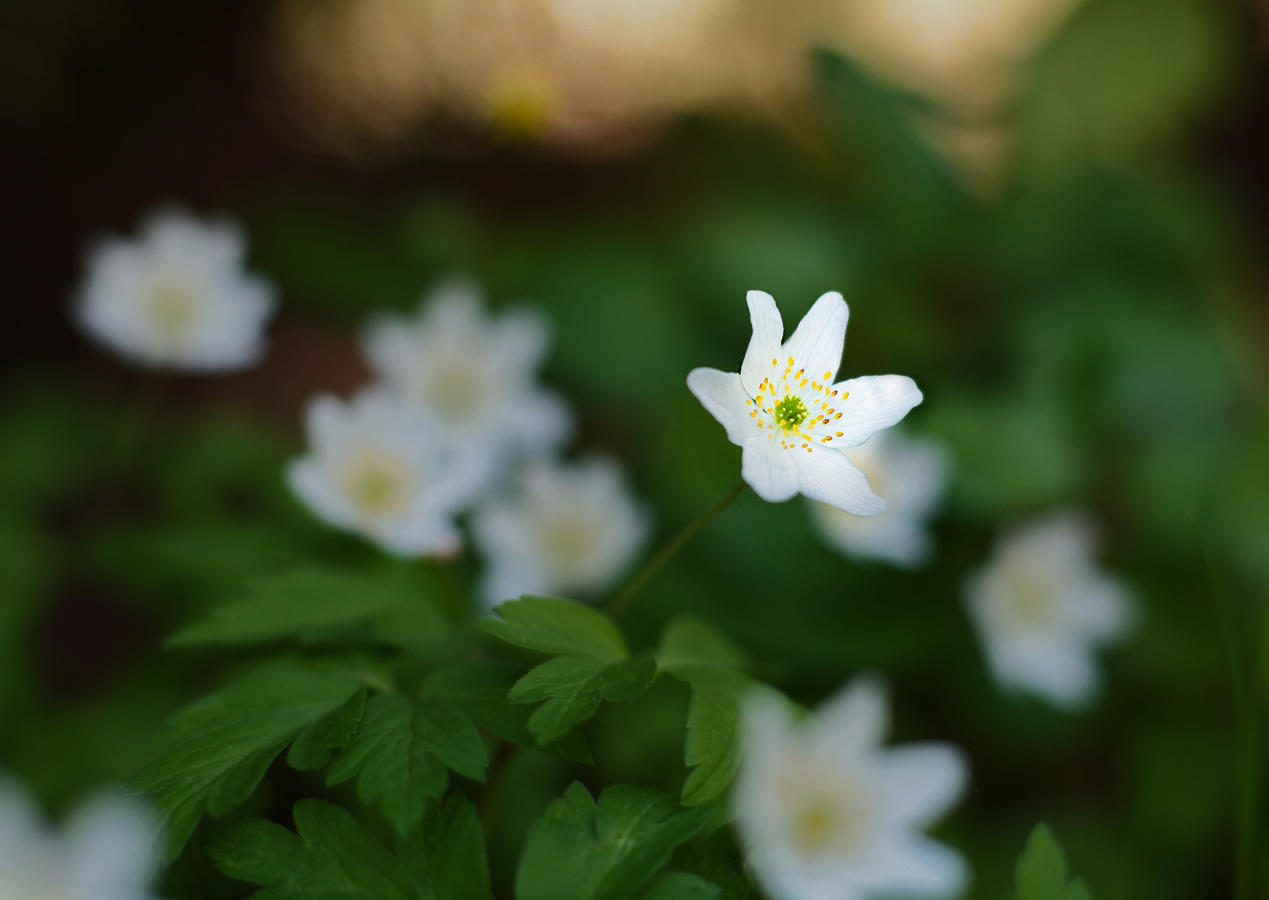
167 565 454 653
1014 824 1095 900
657 617 751 806
515 782 719 900
135 660 366 858
209 796 493 900
325 690 489 836
482 596 657 745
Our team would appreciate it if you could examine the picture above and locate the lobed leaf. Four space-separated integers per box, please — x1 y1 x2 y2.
326 691 489 836
658 617 751 806
516 782 717 900
510 652 657 746
479 595 627 660
134 660 364 859
395 794 494 900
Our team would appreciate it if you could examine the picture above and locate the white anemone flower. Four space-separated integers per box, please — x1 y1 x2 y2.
964 512 1133 708
809 430 949 567
735 678 969 900
74 207 275 371
361 278 571 486
287 387 485 557
687 291 923 515
0 777 160 900
472 457 649 609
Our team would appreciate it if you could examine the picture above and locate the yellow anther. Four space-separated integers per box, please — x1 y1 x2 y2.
823 371 831 380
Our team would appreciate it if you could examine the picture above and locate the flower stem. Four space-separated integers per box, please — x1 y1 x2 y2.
605 479 747 619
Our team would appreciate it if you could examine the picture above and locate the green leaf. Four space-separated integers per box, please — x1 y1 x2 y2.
479 595 627 660
658 617 751 806
482 597 653 744
1014 823 1095 900
516 782 716 900
420 660 592 763
288 688 368 771
509 652 657 746
326 691 488 835
168 565 452 651
134 660 364 859
396 794 494 900
208 799 414 899
637 873 721 900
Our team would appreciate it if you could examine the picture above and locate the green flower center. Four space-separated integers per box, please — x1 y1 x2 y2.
773 395 808 431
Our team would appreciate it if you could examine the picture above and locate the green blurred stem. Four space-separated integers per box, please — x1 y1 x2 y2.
1207 547 1260 900
605 479 747 619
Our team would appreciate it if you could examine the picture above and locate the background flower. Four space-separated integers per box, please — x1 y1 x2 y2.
735 678 968 900
964 512 1133 708
287 387 484 557
473 457 649 609
74 208 275 372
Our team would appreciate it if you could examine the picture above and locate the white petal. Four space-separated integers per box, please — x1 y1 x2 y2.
795 449 886 516
303 393 346 446
990 640 1099 709
831 376 924 447
781 292 849 384
859 836 969 898
687 367 753 446
811 675 889 757
286 460 352 530
64 794 158 891
741 441 799 502
874 743 968 829
740 290 785 394
1070 576 1134 643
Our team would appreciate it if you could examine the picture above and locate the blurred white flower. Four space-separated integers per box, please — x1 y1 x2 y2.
964 512 1133 708
0 776 159 900
687 291 923 514
809 430 948 567
735 678 968 900
74 208 275 372
287 387 484 557
361 278 571 487
472 457 649 609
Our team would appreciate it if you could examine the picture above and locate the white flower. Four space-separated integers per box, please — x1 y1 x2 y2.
472 457 649 609
361 278 571 486
808 430 949 567
287 387 485 557
735 678 968 900
963 512 1133 708
74 207 275 371
0 776 159 900
687 291 923 515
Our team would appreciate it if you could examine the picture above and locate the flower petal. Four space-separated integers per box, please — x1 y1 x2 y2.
831 375 924 447
874 743 968 829
811 675 889 757
741 440 799 502
740 290 784 394
781 291 849 384
687 367 754 447
856 836 969 897
794 449 886 516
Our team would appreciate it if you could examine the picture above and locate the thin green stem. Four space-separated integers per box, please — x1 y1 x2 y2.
605 479 747 619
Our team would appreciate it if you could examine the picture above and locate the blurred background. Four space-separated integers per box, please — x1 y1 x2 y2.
3 0 1269 896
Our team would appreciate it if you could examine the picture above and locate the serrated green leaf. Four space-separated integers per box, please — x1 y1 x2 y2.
516 782 716 900
658 618 751 806
208 799 414 899
479 595 627 660
288 689 368 771
327 691 488 835
168 565 452 650
637 873 721 900
420 661 592 763
1014 823 1095 900
395 794 493 900
134 660 364 858
510 652 657 745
